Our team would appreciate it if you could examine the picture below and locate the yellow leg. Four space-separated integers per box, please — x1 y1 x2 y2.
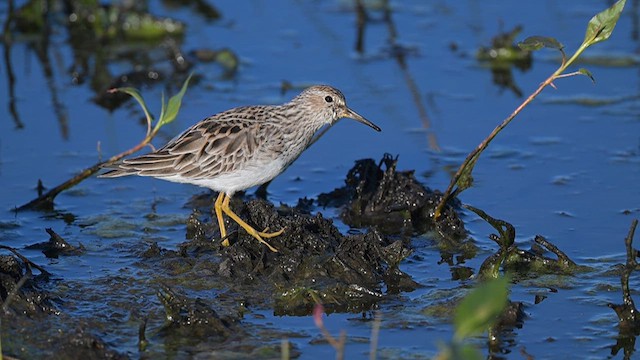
221 195 284 252
214 192 229 246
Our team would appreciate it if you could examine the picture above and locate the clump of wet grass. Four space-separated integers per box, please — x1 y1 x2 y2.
465 205 586 280
608 219 640 358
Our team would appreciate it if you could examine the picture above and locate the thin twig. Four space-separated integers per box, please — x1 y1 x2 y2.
435 73 553 218
17 128 158 211
2 273 30 313
369 311 382 360
281 338 290 360
17 71 193 211
314 304 347 360
434 18 604 219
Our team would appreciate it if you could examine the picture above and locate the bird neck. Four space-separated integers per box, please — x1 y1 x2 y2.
280 102 330 140
276 103 331 165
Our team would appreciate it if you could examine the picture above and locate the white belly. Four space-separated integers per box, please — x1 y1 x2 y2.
158 158 287 195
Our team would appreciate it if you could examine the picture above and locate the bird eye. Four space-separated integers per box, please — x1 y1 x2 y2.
324 96 333 103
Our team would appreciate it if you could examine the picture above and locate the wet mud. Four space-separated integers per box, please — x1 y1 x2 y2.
0 252 127 359
2 154 596 358
1 155 471 357
155 155 467 317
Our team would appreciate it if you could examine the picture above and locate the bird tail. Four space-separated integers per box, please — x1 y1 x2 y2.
97 165 138 178
98 151 180 178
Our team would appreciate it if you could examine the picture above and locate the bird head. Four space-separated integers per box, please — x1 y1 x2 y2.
295 85 382 132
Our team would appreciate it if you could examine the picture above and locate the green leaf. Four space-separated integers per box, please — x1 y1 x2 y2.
518 36 564 51
112 87 153 124
583 0 626 46
159 91 166 124
456 152 480 193
578 68 596 83
436 342 483 360
458 344 483 360
154 73 193 130
120 12 185 40
453 276 510 341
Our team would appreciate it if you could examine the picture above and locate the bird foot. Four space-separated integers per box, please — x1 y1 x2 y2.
258 226 286 238
219 226 282 253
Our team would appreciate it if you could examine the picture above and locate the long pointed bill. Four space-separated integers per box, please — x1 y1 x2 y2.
341 107 382 132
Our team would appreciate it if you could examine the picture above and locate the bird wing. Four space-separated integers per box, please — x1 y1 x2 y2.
100 107 282 179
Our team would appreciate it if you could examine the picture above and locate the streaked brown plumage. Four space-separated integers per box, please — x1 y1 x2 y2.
100 85 381 252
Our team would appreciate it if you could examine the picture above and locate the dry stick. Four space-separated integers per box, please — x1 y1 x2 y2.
314 303 347 360
281 338 290 360
17 132 157 211
369 311 382 360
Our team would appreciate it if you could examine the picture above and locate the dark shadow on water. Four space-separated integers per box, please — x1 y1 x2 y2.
354 0 440 151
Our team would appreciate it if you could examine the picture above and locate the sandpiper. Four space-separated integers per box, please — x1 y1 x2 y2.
100 85 381 252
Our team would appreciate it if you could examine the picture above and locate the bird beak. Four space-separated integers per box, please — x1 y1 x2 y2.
341 107 382 132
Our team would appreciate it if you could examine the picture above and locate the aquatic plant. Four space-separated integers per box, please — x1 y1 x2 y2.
434 0 627 219
17 74 193 211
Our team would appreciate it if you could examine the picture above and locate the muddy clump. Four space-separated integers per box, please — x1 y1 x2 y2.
0 253 53 316
167 200 418 316
318 154 467 241
26 228 86 258
0 251 127 359
317 154 475 263
3 155 475 357
143 155 473 316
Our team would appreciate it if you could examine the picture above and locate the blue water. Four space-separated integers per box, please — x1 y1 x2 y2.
1 0 639 358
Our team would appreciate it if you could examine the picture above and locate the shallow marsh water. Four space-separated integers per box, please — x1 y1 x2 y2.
0 0 639 359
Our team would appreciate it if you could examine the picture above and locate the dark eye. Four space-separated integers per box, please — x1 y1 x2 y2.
324 96 333 103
